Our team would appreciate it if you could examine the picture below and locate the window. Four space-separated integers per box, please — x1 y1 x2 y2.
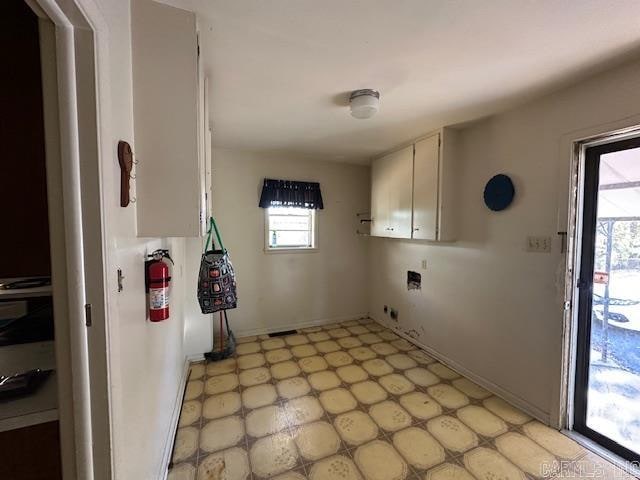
265 207 317 251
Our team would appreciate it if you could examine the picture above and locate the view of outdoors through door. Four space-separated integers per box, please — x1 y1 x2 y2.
575 137 640 461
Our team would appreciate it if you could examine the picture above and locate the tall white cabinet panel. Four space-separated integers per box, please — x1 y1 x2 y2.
132 0 202 237
412 134 440 240
370 152 390 237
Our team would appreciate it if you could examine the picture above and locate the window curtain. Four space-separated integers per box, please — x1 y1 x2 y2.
258 178 324 209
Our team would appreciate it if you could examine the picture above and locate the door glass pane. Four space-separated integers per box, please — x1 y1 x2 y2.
587 146 640 454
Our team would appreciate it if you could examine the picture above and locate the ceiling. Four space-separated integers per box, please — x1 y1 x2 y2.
161 0 640 163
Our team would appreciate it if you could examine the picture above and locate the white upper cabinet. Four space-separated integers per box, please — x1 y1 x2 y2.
370 127 458 241
371 146 413 238
132 0 205 237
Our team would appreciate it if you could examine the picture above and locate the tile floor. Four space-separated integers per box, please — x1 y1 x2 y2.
168 318 638 480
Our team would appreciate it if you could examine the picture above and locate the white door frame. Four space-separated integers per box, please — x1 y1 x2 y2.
25 0 114 478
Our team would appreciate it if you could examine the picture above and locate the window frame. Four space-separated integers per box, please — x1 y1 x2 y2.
264 206 319 253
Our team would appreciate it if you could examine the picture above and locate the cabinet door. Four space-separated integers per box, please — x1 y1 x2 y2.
387 146 414 238
370 153 390 237
412 134 440 240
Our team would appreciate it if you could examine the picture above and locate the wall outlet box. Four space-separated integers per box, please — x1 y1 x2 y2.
390 308 399 321
526 236 552 253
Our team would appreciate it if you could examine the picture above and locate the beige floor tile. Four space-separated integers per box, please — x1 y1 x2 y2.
272 360 302 380
482 397 531 425
378 331 400 341
337 336 363 349
451 378 491 399
362 358 394 376
250 432 299 478
358 333 383 345
184 380 204 400
522 421 585 460
286 334 310 346
323 323 343 330
370 343 399 355
168 463 196 480
302 326 323 333
292 344 318 358
293 421 341 461
348 346 377 361
407 349 436 365
424 463 475 480
266 348 293 364
341 320 361 327
570 452 639 479
399 392 442 420
427 384 469 409
426 416 479 453
203 391 241 420
464 447 526 480
236 342 261 355
262 337 287 350
319 388 358 414
325 351 355 367
334 410 379 446
393 427 445 470
391 339 414 351
259 334 271 340
369 400 412 432
285 395 325 426
237 352 266 370
366 324 385 333
404 367 440 387
197 447 250 480
206 358 236 376
308 455 363 480
246 404 289 437
189 363 205 380
495 432 557 477
328 328 351 339
315 340 341 353
299 355 329 373
274 472 307 480
379 374 415 395
242 383 278 410
337 365 369 383
456 405 508 437
359 318 375 325
308 371 342 391
277 376 312 399
200 416 245 453
173 426 199 462
386 354 418 370
238 367 271 387
347 326 369 335
427 363 460 380
205 373 239 395
350 380 388 405
308 331 331 342
237 335 258 344
354 440 409 480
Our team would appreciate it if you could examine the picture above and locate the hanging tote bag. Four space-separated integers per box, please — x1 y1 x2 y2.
197 217 238 314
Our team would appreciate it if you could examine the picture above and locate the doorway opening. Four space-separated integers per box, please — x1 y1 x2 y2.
573 134 640 462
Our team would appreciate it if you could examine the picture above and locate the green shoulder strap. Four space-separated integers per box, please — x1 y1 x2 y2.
204 217 225 252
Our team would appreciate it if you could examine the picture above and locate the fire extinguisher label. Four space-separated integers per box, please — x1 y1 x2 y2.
149 287 169 310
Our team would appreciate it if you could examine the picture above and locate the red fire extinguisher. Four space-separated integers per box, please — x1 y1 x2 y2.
146 249 173 322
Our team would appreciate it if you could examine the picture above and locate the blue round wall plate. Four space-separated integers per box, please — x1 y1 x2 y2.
483 174 515 211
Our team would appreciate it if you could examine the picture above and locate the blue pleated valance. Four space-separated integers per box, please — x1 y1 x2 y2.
258 178 324 209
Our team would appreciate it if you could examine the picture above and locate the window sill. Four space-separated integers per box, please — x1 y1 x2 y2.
264 247 318 254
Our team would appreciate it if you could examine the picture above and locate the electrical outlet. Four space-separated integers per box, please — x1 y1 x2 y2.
526 236 552 253
421 259 427 270
390 308 399 321
383 305 388 314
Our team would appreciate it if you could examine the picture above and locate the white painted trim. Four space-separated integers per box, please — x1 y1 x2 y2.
234 313 369 338
158 357 191 480
371 315 552 424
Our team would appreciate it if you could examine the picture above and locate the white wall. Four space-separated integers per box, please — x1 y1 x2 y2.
94 0 189 478
184 149 370 355
369 59 640 425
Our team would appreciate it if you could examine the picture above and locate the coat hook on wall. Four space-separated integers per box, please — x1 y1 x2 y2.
118 140 134 207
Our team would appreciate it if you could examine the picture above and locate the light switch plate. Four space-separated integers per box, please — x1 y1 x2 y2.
526 236 552 253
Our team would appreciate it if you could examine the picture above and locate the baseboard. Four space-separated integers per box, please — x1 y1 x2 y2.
158 356 191 480
187 353 205 362
370 315 551 425
233 313 369 338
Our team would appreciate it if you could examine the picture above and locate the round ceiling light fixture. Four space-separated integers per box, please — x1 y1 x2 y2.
349 89 380 119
